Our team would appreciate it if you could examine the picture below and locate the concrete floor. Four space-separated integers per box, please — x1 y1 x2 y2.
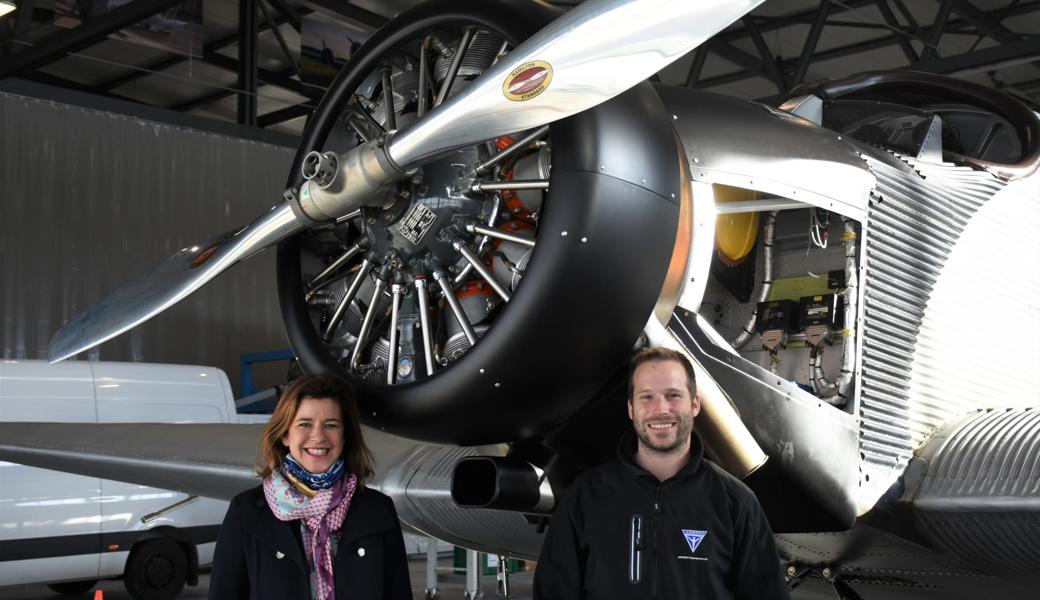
0 556 535 600
0 555 847 599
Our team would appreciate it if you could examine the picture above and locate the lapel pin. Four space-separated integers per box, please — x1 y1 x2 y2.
276 551 285 559
357 547 366 557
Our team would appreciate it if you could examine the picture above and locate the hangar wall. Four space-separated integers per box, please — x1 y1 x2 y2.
0 89 297 393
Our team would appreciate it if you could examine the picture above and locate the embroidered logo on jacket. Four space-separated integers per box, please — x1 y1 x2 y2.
682 529 707 554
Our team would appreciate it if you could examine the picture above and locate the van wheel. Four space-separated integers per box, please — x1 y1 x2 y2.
47 580 97 595
123 538 188 600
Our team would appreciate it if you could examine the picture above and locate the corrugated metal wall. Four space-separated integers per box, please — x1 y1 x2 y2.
0 91 297 393
856 154 1040 510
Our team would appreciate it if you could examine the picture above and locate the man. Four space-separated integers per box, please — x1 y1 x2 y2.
533 347 789 599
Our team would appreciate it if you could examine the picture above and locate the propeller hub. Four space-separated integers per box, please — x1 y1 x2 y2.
359 146 487 280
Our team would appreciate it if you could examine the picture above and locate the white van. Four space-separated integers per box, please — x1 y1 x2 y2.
0 360 256 599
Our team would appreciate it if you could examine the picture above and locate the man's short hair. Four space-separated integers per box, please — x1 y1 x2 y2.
628 347 697 400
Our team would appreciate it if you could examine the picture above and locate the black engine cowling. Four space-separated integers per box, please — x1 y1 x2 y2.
277 0 683 444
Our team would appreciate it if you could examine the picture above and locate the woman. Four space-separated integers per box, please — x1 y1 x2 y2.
210 373 412 599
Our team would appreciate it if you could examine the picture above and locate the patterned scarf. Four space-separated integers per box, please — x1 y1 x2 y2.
284 454 345 491
264 468 358 600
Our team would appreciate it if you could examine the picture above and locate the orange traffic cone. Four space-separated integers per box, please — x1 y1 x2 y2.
93 590 103 600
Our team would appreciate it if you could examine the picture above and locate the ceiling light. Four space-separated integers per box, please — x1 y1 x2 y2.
0 1 16 18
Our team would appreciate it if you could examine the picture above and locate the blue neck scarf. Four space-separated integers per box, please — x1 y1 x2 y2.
283 454 345 491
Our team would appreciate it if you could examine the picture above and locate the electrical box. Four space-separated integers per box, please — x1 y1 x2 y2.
799 294 842 328
800 294 843 347
755 300 798 333
755 300 797 351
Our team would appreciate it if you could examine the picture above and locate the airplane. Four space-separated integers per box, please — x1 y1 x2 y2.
1 0 1039 598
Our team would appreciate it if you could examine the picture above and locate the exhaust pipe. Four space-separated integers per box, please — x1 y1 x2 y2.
452 457 555 514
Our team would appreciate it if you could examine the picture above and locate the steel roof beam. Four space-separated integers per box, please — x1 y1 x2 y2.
97 10 304 92
170 66 300 112
922 0 955 61
258 103 311 127
949 0 1020 43
263 0 301 32
875 0 919 62
238 0 258 126
698 0 1040 90
684 46 709 88
742 15 787 93
910 37 1040 75
793 1 831 85
204 51 318 98
298 0 386 29
707 39 774 84
0 0 186 79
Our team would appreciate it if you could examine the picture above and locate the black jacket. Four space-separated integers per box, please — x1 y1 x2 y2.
209 484 413 600
534 431 789 600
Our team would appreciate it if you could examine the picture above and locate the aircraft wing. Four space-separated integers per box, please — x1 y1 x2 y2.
0 422 262 501
0 421 547 558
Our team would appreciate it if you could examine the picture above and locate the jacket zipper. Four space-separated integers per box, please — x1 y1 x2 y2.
650 485 662 599
629 514 642 584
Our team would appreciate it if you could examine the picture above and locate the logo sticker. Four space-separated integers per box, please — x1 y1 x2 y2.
682 529 707 554
503 61 553 102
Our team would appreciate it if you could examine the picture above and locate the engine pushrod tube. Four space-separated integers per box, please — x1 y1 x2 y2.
351 277 386 370
414 277 435 376
453 241 511 302
435 28 473 108
465 223 536 248
433 270 477 346
322 259 372 341
346 116 371 143
381 68 396 131
474 125 550 175
417 38 429 118
354 95 386 133
335 209 363 224
387 283 403 384
470 179 549 192
308 242 363 290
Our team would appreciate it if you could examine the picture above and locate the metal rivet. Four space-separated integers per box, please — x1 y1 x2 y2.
672 115 677 120
479 368 485 374
494 382 501 388
580 237 588 243
561 231 568 237
358 547 366 557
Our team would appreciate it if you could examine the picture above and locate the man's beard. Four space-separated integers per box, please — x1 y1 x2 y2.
635 414 694 455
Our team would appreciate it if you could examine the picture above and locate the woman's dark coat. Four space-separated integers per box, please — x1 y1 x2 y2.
209 484 413 599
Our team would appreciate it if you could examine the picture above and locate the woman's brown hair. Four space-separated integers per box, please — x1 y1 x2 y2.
256 373 374 485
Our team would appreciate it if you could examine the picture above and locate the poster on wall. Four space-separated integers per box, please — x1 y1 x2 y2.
301 16 370 85
54 0 203 56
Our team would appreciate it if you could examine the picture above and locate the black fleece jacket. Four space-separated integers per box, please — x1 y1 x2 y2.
209 485 412 600
533 431 789 600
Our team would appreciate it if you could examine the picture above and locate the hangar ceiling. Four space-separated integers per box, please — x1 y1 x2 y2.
1 0 1038 136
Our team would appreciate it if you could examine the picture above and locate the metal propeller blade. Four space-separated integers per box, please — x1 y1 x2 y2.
46 0 762 362
48 202 303 362
386 0 764 167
